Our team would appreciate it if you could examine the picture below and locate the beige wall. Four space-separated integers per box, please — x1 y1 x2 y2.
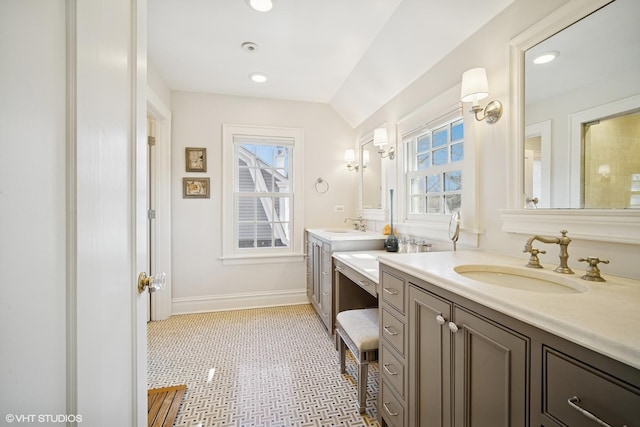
170 91 356 307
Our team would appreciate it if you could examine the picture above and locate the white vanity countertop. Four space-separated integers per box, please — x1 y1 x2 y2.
333 250 387 283
306 228 387 242
376 250 640 370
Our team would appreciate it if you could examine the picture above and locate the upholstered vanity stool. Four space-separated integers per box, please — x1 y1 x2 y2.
335 308 379 413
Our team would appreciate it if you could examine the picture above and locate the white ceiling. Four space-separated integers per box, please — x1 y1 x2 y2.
148 0 515 128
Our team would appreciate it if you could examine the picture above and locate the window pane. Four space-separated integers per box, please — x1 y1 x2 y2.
445 194 461 213
417 153 430 170
444 171 462 191
433 126 448 148
274 146 289 177
451 120 464 141
426 174 441 193
410 195 425 214
417 134 431 152
255 145 273 164
451 142 464 162
237 197 255 221
238 223 255 248
256 223 273 247
237 165 255 192
427 196 441 213
433 148 448 166
410 177 425 194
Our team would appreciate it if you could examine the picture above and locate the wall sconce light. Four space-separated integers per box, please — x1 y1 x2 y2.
345 149 371 172
598 164 611 182
373 127 395 160
345 149 357 171
460 67 503 124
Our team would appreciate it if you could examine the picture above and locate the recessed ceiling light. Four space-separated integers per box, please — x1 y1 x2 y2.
533 51 559 65
241 42 258 53
249 73 267 83
247 0 273 12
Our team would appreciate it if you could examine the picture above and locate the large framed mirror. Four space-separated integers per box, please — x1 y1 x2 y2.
358 131 387 221
360 139 382 209
502 0 640 244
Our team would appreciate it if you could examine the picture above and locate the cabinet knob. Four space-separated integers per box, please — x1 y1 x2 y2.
435 315 446 325
448 322 459 333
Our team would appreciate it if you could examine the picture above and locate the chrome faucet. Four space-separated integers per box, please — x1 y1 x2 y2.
344 216 366 231
523 229 574 274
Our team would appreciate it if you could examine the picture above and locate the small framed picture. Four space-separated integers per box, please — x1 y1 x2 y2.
183 177 210 199
185 147 207 172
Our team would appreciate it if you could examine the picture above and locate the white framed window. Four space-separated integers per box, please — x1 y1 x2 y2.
222 124 305 264
404 116 464 220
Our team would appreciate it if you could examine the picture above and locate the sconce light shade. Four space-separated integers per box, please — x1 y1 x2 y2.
362 149 370 165
373 128 388 146
460 67 503 124
460 68 489 104
344 149 356 162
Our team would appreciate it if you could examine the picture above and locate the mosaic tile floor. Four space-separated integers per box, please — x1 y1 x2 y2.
147 304 380 427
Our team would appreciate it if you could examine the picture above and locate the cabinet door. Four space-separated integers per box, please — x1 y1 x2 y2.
409 285 453 427
451 307 528 427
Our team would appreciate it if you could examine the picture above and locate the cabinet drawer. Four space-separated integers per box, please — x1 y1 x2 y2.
335 261 377 297
381 270 405 314
543 347 640 427
381 344 405 399
381 308 405 356
381 382 405 427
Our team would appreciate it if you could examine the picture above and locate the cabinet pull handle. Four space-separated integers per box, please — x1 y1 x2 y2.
322 291 328 296
383 402 398 417
567 396 618 427
358 280 370 287
435 315 446 325
383 287 398 295
383 325 398 336
335 266 343 271
383 363 398 376
448 322 459 333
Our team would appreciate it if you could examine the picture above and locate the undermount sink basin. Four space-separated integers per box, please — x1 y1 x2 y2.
454 265 588 294
323 229 356 233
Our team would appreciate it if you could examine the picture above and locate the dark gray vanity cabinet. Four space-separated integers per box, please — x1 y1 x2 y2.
408 284 528 427
380 263 640 427
307 235 332 331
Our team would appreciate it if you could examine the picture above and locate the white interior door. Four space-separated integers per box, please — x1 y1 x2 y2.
147 89 173 322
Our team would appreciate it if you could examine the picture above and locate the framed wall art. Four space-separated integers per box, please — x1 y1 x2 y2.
183 177 210 199
185 147 207 172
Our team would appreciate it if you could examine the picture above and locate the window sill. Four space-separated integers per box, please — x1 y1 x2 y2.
219 253 306 266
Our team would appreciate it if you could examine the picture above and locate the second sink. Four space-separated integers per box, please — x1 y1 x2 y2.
454 265 589 294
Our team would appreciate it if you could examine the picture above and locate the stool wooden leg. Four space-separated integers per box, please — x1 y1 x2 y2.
338 335 346 374
358 362 368 413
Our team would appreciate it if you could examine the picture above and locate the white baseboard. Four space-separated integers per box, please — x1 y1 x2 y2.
171 288 309 315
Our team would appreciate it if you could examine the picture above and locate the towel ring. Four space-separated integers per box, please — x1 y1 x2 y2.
315 178 329 194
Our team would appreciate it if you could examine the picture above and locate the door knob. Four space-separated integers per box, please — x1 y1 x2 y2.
138 272 166 294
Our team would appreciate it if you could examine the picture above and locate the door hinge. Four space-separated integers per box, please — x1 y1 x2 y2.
148 135 156 146
148 209 156 220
